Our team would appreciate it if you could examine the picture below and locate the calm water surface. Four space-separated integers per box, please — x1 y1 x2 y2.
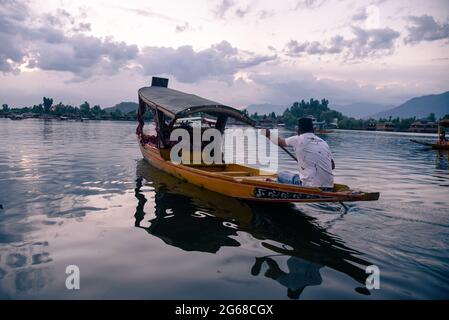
0 118 448 299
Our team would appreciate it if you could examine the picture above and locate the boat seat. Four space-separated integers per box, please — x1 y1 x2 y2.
220 171 252 176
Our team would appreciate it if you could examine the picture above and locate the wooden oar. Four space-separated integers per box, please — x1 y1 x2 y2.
279 143 297 162
255 127 298 162
410 139 432 146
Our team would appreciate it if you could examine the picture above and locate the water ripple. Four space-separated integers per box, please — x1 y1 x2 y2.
0 119 448 299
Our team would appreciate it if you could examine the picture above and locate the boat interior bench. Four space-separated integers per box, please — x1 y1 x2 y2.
185 163 276 178
220 171 252 176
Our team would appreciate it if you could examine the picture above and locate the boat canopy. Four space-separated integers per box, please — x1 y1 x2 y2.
439 119 449 128
138 85 255 126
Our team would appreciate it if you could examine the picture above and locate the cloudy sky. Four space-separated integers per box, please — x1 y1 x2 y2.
1 0 448 110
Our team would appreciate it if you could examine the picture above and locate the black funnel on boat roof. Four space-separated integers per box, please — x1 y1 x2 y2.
151 77 169 88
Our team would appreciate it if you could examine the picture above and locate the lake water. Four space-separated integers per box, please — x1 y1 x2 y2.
0 118 448 299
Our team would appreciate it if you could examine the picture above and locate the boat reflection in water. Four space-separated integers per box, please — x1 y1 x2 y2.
435 150 449 171
134 160 373 299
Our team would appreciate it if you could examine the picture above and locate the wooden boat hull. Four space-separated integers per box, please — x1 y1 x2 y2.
138 138 380 203
431 144 449 150
411 139 449 150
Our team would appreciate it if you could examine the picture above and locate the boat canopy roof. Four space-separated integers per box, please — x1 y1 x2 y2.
138 86 255 126
439 119 449 128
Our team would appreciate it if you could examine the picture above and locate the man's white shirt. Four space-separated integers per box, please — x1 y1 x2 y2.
285 133 334 188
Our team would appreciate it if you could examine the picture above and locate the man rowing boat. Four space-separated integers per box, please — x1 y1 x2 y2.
264 117 335 190
439 130 447 145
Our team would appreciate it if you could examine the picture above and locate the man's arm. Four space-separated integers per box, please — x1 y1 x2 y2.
262 129 287 147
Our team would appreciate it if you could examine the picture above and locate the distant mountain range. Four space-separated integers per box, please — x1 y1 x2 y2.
331 103 394 119
371 91 449 119
104 102 138 113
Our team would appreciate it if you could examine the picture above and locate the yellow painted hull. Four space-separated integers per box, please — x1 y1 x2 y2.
138 139 380 203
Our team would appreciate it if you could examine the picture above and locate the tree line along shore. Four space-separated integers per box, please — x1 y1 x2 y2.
0 98 153 122
2 97 448 133
246 98 449 133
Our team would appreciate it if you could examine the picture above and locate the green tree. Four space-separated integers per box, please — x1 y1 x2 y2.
281 98 334 129
43 97 53 114
111 109 122 120
53 102 66 115
32 104 44 114
428 112 436 122
282 109 297 129
321 110 343 124
2 104 9 112
337 117 367 130
92 105 102 116
398 117 416 131
321 98 329 109
80 101 91 117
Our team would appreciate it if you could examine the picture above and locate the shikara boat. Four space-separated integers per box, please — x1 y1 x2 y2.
411 119 449 150
136 77 380 204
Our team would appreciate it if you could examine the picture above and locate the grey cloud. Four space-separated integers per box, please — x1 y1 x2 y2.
213 0 254 20
371 0 388 5
0 35 25 72
286 37 344 56
327 35 346 54
235 6 251 18
214 0 235 19
294 0 327 10
352 8 367 21
0 0 29 22
286 41 309 55
36 36 138 79
1 1 273 83
0 0 138 78
258 10 274 19
247 71 415 107
73 22 91 32
286 27 400 60
212 41 238 55
44 9 74 27
175 22 190 33
350 27 400 58
28 26 65 44
138 41 276 83
119 7 191 33
404 15 449 44
117 6 182 24
0 0 32 72
43 8 91 34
